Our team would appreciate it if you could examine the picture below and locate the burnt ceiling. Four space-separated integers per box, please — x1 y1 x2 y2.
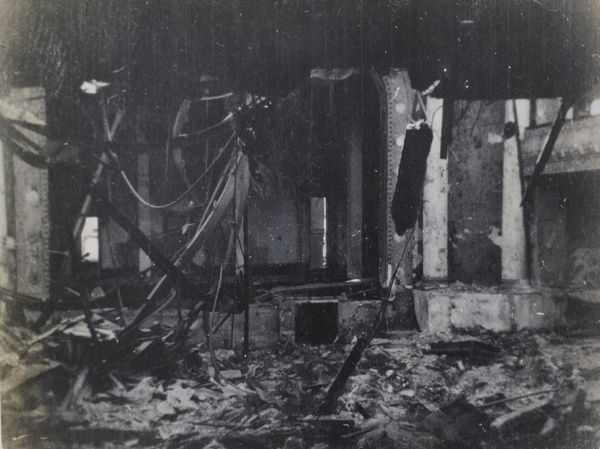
0 0 599 102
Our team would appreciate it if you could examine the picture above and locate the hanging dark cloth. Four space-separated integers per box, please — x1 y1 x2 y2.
391 124 433 236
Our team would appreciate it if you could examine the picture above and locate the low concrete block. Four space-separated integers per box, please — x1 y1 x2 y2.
338 299 380 342
278 297 296 342
152 304 280 351
386 288 417 330
414 290 451 331
278 297 342 344
513 291 566 330
450 292 512 332
278 296 402 345
414 285 565 332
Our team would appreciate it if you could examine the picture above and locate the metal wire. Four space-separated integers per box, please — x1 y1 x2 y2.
116 133 235 209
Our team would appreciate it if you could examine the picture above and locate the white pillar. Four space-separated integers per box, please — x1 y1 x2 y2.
501 100 529 281
423 98 448 280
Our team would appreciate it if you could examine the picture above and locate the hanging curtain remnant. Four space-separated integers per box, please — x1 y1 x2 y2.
391 124 433 236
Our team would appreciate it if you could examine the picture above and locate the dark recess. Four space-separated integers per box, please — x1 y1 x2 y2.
295 301 338 345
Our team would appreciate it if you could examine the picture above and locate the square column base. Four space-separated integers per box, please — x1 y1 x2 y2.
414 283 566 332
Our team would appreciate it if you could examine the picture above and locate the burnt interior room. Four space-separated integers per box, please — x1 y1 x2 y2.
535 172 600 289
2 1 600 448
292 75 383 281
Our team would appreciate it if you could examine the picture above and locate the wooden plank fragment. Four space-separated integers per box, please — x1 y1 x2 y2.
490 398 552 434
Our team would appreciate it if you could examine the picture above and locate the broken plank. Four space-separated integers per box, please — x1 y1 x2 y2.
490 398 553 434
220 369 243 380
60 367 91 411
20 321 68 356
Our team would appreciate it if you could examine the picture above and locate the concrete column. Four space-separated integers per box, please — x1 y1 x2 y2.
423 98 448 280
346 127 363 279
137 153 152 272
501 100 529 281
0 140 9 288
309 197 326 269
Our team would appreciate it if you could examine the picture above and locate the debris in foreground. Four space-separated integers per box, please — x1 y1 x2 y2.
3 327 600 449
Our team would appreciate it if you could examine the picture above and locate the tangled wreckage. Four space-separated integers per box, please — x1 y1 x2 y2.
1 1 600 448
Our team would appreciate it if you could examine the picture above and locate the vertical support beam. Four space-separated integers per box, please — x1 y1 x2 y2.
309 197 326 269
73 153 109 241
137 152 152 272
423 97 448 280
0 140 9 288
2 88 49 299
346 126 363 279
502 100 529 281
378 71 413 287
297 198 310 265
243 205 250 356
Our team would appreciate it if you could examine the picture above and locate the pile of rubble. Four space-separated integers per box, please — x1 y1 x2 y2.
3 316 600 449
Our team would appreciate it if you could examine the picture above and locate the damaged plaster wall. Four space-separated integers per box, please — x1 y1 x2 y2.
524 99 600 291
534 171 600 290
448 101 504 285
533 176 569 287
247 187 302 266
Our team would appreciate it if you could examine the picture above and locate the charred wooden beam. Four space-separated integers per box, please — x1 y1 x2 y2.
77 282 98 345
317 335 368 415
94 195 202 303
522 113 600 175
521 98 572 205
243 204 250 356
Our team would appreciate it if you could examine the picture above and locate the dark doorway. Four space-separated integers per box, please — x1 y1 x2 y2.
295 301 338 345
308 75 382 280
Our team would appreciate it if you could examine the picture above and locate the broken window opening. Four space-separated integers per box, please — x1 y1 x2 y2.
81 216 99 263
310 196 327 269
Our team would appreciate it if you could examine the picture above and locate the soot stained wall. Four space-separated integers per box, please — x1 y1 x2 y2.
448 101 504 285
247 187 302 266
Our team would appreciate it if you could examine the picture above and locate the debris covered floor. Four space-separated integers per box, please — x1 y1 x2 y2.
3 322 600 449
